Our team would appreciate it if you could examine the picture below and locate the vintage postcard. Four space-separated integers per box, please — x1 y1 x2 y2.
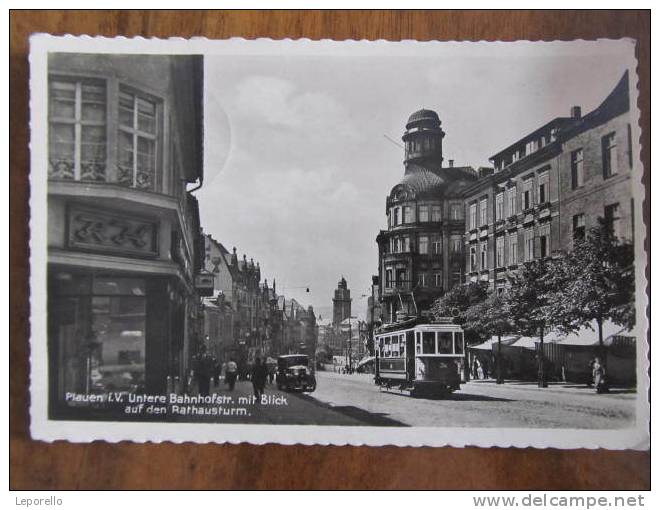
28 35 649 448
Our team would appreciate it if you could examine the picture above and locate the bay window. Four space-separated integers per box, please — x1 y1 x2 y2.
48 75 164 192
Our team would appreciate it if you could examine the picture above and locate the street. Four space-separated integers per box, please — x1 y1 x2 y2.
178 377 394 426
186 372 636 429
310 372 636 429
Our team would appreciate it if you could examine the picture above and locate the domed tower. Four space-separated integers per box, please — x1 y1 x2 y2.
402 109 445 170
376 109 477 324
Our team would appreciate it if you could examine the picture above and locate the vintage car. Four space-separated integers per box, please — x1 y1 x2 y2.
276 354 317 392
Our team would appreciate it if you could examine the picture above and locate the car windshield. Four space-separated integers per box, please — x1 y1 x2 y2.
279 356 308 368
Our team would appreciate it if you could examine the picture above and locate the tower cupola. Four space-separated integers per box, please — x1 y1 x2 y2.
402 108 445 169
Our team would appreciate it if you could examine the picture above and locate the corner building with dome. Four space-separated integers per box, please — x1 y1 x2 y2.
376 109 479 324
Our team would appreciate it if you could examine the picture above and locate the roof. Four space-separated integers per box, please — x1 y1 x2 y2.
397 164 446 194
562 70 630 139
391 164 477 198
490 71 629 162
406 108 440 129
508 320 632 350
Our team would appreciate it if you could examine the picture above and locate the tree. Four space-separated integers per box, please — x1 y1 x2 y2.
465 291 515 384
431 281 489 381
548 220 635 365
431 281 489 326
507 258 558 387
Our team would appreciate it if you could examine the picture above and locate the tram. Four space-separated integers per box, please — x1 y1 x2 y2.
374 318 465 397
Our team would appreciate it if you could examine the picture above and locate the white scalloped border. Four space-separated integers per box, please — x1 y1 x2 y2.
27 34 650 449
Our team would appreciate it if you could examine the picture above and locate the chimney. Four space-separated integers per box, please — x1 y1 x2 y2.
570 106 582 119
449 159 454 167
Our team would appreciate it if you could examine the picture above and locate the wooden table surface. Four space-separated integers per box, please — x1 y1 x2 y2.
9 10 650 490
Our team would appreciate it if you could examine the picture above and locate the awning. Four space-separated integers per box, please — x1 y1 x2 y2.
469 336 519 351
510 320 631 349
357 356 375 368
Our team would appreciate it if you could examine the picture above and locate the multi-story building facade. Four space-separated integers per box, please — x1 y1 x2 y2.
201 234 280 363
376 109 478 324
275 297 318 358
462 71 635 292
46 54 204 414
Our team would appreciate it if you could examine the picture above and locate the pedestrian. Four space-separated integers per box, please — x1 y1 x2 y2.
226 358 238 390
193 345 214 397
267 362 275 385
592 357 608 393
251 357 268 401
587 357 596 387
477 359 484 380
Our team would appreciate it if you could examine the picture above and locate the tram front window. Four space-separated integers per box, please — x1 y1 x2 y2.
438 332 453 354
422 332 436 354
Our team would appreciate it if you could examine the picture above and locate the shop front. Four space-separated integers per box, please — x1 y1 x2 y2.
48 269 194 419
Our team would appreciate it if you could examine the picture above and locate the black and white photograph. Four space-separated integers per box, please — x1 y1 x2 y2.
28 35 648 448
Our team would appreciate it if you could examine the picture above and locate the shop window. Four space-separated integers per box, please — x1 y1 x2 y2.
48 77 107 181
51 275 147 399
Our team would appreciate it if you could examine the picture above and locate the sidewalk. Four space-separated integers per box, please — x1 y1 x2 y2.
466 378 636 397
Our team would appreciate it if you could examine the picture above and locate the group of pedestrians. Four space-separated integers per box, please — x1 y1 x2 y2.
191 344 274 401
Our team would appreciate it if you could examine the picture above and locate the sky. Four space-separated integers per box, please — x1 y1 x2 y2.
198 42 634 320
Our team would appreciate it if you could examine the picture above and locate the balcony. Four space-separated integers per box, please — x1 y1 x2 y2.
382 280 412 295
